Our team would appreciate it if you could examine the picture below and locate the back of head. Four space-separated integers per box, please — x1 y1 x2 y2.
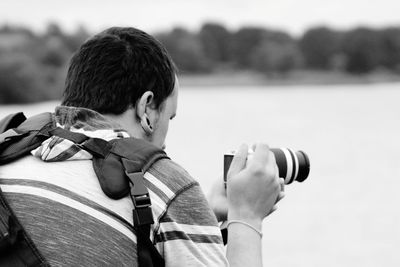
62 27 177 114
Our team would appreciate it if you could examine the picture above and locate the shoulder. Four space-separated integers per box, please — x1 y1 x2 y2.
146 157 220 235
143 158 202 223
144 157 219 231
146 159 228 266
146 158 198 195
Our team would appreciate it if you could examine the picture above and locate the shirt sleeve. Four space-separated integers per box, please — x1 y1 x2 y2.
156 182 229 267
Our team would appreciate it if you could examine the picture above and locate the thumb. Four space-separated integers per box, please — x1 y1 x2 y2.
227 144 248 179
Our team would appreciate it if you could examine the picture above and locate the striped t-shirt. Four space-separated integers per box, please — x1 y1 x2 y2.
0 155 228 266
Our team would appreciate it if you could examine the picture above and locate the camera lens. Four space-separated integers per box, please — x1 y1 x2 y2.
224 148 310 185
270 148 310 184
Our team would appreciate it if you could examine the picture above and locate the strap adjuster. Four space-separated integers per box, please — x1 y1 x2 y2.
132 194 152 209
126 171 155 226
133 206 154 226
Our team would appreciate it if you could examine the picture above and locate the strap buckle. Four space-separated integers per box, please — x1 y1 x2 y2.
126 172 154 227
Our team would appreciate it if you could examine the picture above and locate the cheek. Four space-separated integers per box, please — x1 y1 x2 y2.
161 120 170 139
154 118 170 147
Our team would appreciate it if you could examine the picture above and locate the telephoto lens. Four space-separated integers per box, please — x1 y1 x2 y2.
223 148 310 185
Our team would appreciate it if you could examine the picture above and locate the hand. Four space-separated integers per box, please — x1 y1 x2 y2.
227 143 284 226
207 177 228 222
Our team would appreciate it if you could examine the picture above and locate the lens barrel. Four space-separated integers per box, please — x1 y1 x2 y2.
224 148 310 185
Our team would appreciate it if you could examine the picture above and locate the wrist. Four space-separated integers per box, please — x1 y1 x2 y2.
226 220 263 238
228 207 263 230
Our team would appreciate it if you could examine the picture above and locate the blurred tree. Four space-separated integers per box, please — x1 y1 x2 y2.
0 29 35 53
243 30 300 75
0 53 45 103
198 22 232 63
379 27 400 71
39 37 70 67
0 24 70 103
0 24 12 33
63 25 90 53
250 39 300 75
299 27 343 70
342 27 382 74
45 22 63 37
157 27 210 73
230 27 268 68
2 22 400 104
0 25 34 37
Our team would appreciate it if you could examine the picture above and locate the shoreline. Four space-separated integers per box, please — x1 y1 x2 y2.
179 70 400 87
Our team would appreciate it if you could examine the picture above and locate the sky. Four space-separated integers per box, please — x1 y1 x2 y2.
1 0 400 36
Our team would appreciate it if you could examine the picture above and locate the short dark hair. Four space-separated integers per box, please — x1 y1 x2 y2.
62 27 177 114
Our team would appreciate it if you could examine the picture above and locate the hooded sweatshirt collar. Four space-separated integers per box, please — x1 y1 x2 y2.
32 106 130 162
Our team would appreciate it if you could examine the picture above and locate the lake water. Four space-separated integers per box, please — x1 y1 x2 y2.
1 83 399 266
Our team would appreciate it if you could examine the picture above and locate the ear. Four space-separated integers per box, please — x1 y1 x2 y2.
136 91 155 119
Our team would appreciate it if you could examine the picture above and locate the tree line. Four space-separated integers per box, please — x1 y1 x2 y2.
0 22 400 103
157 23 400 75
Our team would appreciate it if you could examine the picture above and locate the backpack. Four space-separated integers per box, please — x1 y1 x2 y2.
0 112 168 267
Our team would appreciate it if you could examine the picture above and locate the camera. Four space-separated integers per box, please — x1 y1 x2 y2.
223 148 310 185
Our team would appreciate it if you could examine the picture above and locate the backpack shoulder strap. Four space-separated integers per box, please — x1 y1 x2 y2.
0 112 54 165
0 112 26 133
49 128 168 266
0 112 52 266
0 112 27 144
111 138 167 267
0 187 49 267
90 137 168 200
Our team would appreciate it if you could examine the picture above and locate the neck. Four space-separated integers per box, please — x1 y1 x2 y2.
103 108 145 140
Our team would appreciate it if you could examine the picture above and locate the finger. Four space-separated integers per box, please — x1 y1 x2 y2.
280 178 285 192
267 150 277 170
251 143 257 152
267 205 277 216
227 143 248 178
276 191 285 203
215 176 227 195
275 165 285 191
250 143 270 167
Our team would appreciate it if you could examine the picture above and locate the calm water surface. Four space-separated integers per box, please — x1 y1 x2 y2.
1 83 399 266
